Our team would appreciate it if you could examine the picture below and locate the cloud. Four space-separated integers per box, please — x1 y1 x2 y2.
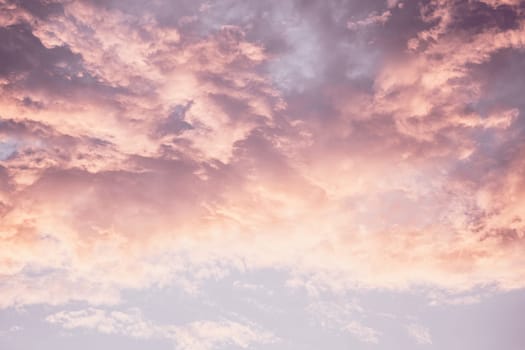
46 307 277 350
0 0 525 311
344 321 381 344
306 300 364 327
406 323 433 345
347 10 391 30
306 299 382 343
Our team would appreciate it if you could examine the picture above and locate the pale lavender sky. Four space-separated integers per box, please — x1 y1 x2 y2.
1 0 525 349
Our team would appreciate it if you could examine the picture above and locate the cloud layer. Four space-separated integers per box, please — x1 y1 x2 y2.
0 0 524 315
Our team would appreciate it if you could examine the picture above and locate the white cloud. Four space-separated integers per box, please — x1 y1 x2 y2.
173 320 277 350
406 323 432 345
306 300 380 343
306 300 363 328
46 308 277 350
344 321 381 344
45 308 155 338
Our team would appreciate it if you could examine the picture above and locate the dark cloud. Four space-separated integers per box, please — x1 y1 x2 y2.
11 0 64 19
0 23 74 76
0 22 120 101
451 1 521 33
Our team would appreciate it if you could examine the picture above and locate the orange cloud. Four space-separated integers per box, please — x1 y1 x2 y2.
1 0 524 310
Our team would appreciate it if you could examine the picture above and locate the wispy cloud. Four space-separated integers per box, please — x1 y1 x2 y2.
46 308 277 350
406 323 433 345
344 321 381 344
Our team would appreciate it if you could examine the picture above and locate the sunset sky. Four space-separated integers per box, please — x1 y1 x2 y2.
1 0 525 349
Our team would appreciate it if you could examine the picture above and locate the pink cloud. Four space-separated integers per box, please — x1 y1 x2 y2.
0 0 524 310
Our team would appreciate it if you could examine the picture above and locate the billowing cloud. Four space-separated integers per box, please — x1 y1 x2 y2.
0 1 524 341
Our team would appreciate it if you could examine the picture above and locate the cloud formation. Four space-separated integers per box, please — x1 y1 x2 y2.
0 0 524 315
46 307 277 350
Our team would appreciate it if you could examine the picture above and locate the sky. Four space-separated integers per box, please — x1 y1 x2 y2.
0 0 525 349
